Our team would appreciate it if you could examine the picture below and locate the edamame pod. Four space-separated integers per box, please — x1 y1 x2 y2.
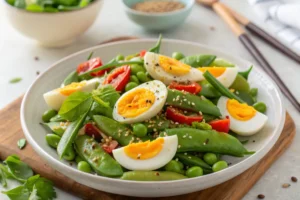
74 135 123 177
120 171 187 181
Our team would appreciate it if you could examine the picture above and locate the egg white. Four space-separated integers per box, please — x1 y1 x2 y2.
43 78 100 110
112 135 178 171
144 52 204 85
217 96 268 136
215 67 238 88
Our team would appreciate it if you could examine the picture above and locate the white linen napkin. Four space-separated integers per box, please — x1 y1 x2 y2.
248 0 300 54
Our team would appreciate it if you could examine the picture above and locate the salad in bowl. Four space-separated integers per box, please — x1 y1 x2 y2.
39 36 269 181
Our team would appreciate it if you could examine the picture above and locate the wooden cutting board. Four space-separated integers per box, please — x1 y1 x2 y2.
0 37 296 200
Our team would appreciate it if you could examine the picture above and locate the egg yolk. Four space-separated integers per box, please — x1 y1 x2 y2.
227 99 256 121
117 88 156 118
159 55 191 76
124 138 164 160
57 81 86 96
198 67 226 77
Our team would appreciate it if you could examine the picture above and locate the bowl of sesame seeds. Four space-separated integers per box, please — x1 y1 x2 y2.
122 0 195 31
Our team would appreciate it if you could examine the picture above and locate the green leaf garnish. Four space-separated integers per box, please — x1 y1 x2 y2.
4 155 33 183
17 139 26 149
9 77 22 84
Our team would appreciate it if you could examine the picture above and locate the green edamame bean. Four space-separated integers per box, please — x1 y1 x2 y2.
253 102 267 113
212 160 228 172
125 82 138 92
186 166 203 178
172 52 185 60
116 54 124 61
77 161 92 173
75 156 84 163
136 72 150 83
250 88 258 97
133 123 147 137
203 153 218 166
63 146 76 161
42 109 58 123
165 160 183 174
46 134 61 149
130 75 140 84
130 64 145 75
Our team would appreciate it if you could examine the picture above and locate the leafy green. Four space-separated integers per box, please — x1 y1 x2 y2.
58 92 93 121
17 139 26 149
238 66 253 80
199 80 221 98
4 155 33 183
9 77 22 84
180 55 216 67
40 122 68 137
149 34 162 53
50 114 66 122
0 164 8 187
57 102 92 159
2 185 30 200
63 71 79 87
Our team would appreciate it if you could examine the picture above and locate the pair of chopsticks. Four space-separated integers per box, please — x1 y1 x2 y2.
197 0 300 112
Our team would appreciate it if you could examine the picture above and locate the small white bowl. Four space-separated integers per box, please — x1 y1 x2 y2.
2 0 104 48
21 39 285 197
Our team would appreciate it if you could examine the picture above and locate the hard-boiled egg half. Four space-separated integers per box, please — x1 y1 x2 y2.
198 67 238 88
113 80 167 124
217 96 268 136
113 135 178 171
44 78 100 110
144 52 204 85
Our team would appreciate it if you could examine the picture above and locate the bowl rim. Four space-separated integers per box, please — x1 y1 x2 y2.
122 0 195 16
2 0 102 15
21 38 285 186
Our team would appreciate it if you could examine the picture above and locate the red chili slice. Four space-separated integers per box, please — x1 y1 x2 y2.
169 81 202 94
166 107 203 125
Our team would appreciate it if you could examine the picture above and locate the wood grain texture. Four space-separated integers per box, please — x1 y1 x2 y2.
0 96 295 200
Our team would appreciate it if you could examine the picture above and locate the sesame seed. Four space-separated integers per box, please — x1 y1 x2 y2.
188 156 191 159
189 136 192 139
178 145 181 148
184 153 187 155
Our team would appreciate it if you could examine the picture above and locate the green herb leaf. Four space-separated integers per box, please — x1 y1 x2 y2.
0 164 8 187
149 34 162 53
87 51 94 60
2 185 30 200
58 92 93 121
25 175 56 200
63 71 79 86
4 155 33 182
180 55 216 67
9 77 22 84
57 102 92 159
17 139 26 149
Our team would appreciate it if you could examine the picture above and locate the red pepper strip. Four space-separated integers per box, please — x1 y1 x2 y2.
169 81 202 94
140 50 147 57
166 107 203 125
103 65 131 91
77 57 109 77
102 140 118 154
209 116 230 133
84 123 104 141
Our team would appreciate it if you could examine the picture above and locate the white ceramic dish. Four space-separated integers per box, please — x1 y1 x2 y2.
21 39 285 197
2 0 103 48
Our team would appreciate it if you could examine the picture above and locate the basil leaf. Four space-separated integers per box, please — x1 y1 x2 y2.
62 71 79 87
2 185 30 200
17 139 26 149
149 34 162 53
4 155 33 183
180 55 216 67
57 101 92 159
58 92 93 121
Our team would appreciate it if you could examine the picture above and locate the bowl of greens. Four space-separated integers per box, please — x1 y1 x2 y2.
21 37 285 197
2 0 103 47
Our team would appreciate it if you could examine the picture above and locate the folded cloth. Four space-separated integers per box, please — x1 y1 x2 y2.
248 0 300 53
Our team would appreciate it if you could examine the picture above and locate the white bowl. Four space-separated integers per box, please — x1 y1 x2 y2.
2 0 104 48
21 39 285 197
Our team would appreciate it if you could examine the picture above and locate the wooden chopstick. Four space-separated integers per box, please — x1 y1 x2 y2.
212 2 300 112
222 3 300 64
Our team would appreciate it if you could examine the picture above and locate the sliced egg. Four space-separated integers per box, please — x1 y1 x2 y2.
113 80 167 124
144 52 204 85
44 78 100 110
198 67 238 88
113 135 178 171
217 96 268 136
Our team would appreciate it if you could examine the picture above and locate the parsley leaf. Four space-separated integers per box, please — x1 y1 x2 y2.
4 155 33 182
17 139 26 149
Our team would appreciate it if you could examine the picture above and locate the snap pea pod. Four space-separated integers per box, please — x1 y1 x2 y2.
149 34 162 53
162 128 251 157
89 102 113 118
203 71 245 103
180 55 216 67
63 71 79 87
40 122 68 136
234 90 255 105
166 89 221 117
50 114 66 122
230 74 250 92
176 153 211 170
209 58 235 67
93 115 138 146
74 135 123 177
120 171 187 181
57 103 92 159
144 117 171 132
238 66 253 80
198 80 221 98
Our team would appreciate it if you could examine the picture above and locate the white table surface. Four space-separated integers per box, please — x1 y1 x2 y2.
0 0 299 199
